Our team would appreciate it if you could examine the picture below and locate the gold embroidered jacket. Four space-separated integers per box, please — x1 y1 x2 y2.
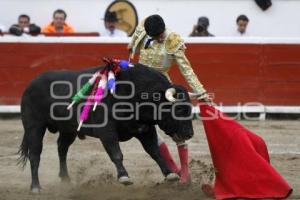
128 21 206 94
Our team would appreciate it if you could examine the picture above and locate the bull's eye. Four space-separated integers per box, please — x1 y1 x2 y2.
176 92 186 101
172 103 193 120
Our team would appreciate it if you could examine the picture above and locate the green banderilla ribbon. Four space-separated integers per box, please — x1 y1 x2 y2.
67 82 92 110
72 82 92 103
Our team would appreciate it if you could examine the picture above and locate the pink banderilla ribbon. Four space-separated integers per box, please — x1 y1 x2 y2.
77 75 101 131
93 73 107 111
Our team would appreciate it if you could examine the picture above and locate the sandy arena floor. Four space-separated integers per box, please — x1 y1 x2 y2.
0 118 299 200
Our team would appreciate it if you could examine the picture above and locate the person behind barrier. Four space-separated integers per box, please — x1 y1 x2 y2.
9 14 41 36
102 11 127 37
234 14 250 36
0 24 6 35
42 9 74 33
190 16 214 37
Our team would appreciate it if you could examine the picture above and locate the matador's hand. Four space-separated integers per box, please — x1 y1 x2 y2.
197 92 211 103
127 47 133 61
189 92 213 104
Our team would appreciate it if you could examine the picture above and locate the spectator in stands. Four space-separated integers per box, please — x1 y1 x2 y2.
9 14 41 36
0 24 6 35
235 14 249 36
190 16 214 37
102 11 127 37
42 9 74 33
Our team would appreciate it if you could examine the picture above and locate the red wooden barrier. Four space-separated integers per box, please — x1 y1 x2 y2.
0 38 299 105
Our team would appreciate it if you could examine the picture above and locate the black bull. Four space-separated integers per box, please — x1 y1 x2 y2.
18 64 194 192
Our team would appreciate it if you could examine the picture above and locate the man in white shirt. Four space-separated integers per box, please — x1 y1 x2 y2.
234 14 250 36
102 11 127 37
0 24 6 34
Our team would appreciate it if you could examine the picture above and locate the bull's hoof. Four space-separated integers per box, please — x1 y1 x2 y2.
30 187 41 194
165 173 180 182
118 176 133 186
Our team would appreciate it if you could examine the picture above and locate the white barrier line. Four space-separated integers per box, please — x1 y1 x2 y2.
1 105 300 114
193 106 300 114
266 106 300 114
1 36 300 44
0 105 20 113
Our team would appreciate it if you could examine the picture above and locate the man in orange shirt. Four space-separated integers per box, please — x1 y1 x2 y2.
42 9 74 33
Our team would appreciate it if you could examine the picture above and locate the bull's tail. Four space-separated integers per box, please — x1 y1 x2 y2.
17 132 29 169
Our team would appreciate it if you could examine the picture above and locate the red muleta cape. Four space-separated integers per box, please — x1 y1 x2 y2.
199 104 292 199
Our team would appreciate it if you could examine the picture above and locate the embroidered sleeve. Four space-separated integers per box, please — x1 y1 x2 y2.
128 20 146 58
174 48 206 94
165 32 184 54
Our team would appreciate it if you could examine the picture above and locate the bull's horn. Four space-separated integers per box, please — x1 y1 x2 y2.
165 88 177 102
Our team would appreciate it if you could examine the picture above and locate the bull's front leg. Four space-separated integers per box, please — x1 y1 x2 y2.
136 126 180 182
99 130 133 185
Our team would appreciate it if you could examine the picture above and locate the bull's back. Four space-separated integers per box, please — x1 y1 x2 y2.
20 64 170 136
21 67 101 125
22 67 101 104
